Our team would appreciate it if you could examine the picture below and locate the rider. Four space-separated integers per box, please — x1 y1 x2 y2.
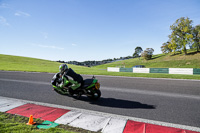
59 64 83 91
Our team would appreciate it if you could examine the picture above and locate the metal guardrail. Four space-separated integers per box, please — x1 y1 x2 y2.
107 67 200 75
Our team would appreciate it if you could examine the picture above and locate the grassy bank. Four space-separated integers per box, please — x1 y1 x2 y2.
0 54 200 80
0 54 60 73
0 112 72 133
94 52 200 69
0 112 97 133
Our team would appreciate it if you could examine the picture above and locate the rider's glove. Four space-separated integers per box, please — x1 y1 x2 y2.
59 82 63 88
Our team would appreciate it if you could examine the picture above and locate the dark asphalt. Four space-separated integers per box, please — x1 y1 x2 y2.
0 71 200 127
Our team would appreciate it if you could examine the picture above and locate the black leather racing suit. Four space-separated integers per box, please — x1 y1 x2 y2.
63 68 83 84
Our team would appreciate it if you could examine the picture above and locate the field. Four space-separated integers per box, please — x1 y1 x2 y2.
0 53 200 80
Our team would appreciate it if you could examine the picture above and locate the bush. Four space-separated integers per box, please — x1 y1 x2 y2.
141 48 154 60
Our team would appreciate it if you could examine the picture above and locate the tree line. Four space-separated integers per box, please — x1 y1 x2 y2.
58 56 134 67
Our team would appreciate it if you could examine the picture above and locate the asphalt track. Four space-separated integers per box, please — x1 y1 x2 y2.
0 71 200 128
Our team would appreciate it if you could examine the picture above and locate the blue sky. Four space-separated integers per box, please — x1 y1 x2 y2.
0 0 200 61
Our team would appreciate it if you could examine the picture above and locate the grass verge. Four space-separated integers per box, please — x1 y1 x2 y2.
0 112 98 133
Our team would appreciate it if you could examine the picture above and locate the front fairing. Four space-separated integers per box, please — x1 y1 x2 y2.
51 72 63 86
51 73 59 85
51 73 57 81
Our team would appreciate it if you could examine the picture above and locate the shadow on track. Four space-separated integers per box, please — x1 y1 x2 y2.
77 97 156 109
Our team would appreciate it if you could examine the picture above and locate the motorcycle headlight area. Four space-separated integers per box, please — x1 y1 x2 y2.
95 82 100 89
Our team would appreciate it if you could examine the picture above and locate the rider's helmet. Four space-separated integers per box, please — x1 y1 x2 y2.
59 64 68 74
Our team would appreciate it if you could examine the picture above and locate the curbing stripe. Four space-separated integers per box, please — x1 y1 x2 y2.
123 120 145 133
0 97 26 112
102 118 127 133
69 113 110 132
6 103 70 121
123 120 200 133
55 111 82 124
41 108 70 121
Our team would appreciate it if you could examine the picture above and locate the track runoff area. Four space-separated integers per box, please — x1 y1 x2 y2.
0 96 199 133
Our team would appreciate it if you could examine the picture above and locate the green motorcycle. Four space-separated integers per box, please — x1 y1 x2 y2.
51 73 101 100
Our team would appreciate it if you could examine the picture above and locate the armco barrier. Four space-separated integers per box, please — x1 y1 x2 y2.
107 67 120 72
107 67 200 75
193 68 200 75
120 68 133 72
133 68 150 73
150 68 169 73
150 68 169 74
169 68 193 75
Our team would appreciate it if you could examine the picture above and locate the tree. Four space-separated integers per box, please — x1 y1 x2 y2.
170 17 193 55
161 42 172 54
141 48 154 60
192 25 200 52
133 47 143 58
167 33 181 55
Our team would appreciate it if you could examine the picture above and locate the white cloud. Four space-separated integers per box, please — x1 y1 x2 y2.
72 43 77 46
0 16 10 26
36 45 64 50
15 11 30 17
0 3 9 8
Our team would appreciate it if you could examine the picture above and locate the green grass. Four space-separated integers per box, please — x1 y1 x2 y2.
94 52 200 69
0 112 73 133
0 112 97 133
0 53 200 80
0 54 101 74
0 54 61 73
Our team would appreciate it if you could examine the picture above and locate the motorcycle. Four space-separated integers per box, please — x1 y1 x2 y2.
51 73 101 100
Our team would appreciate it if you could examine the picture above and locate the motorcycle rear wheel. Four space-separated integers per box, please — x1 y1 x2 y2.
88 89 101 100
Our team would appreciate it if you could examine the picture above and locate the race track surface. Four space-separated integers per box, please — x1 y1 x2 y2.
0 71 200 128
